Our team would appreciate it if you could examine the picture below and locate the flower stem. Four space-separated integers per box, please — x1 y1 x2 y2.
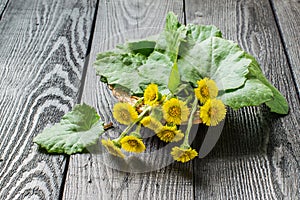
114 106 152 142
135 123 142 133
183 96 198 146
133 97 144 108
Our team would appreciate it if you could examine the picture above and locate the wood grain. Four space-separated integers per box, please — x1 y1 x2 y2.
0 0 9 19
186 0 300 199
270 0 300 94
0 0 96 199
62 0 196 199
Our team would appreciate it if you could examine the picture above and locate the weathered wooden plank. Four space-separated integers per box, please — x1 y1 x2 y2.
63 0 195 199
270 0 300 94
186 0 300 199
0 0 96 199
0 0 9 19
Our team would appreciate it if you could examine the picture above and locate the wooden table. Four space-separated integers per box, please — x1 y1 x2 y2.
0 0 299 199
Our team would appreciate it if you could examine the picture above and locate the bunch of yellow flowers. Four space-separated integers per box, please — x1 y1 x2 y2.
101 78 226 163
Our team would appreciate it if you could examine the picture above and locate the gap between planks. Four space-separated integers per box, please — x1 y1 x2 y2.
0 0 10 20
58 0 101 199
268 0 300 99
0 0 97 199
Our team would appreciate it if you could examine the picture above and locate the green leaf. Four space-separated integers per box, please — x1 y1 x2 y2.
179 23 222 52
94 51 147 94
122 40 156 57
186 23 222 42
94 50 173 95
246 54 289 114
155 12 187 61
178 37 250 90
219 79 273 109
168 61 181 94
33 103 105 155
265 90 289 114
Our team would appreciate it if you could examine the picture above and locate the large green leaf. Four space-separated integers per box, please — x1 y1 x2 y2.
33 103 105 155
179 23 222 55
178 37 250 90
94 50 173 95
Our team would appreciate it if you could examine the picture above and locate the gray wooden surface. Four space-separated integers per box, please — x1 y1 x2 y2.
0 0 299 199
0 0 9 19
271 0 300 93
0 0 96 199
187 0 300 199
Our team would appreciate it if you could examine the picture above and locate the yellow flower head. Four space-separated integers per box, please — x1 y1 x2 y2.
144 83 161 105
194 78 218 103
200 99 226 126
120 135 146 153
113 102 138 125
162 98 190 125
156 125 184 142
171 146 198 163
140 116 163 131
101 139 125 158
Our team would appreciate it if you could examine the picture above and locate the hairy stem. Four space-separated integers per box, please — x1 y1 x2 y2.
115 106 152 142
183 97 198 146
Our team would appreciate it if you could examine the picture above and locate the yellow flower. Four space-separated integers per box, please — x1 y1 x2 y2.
200 99 226 126
162 98 190 125
171 146 198 163
194 78 218 103
156 125 184 142
144 83 161 105
113 102 138 125
140 116 163 131
120 135 146 153
101 139 125 158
